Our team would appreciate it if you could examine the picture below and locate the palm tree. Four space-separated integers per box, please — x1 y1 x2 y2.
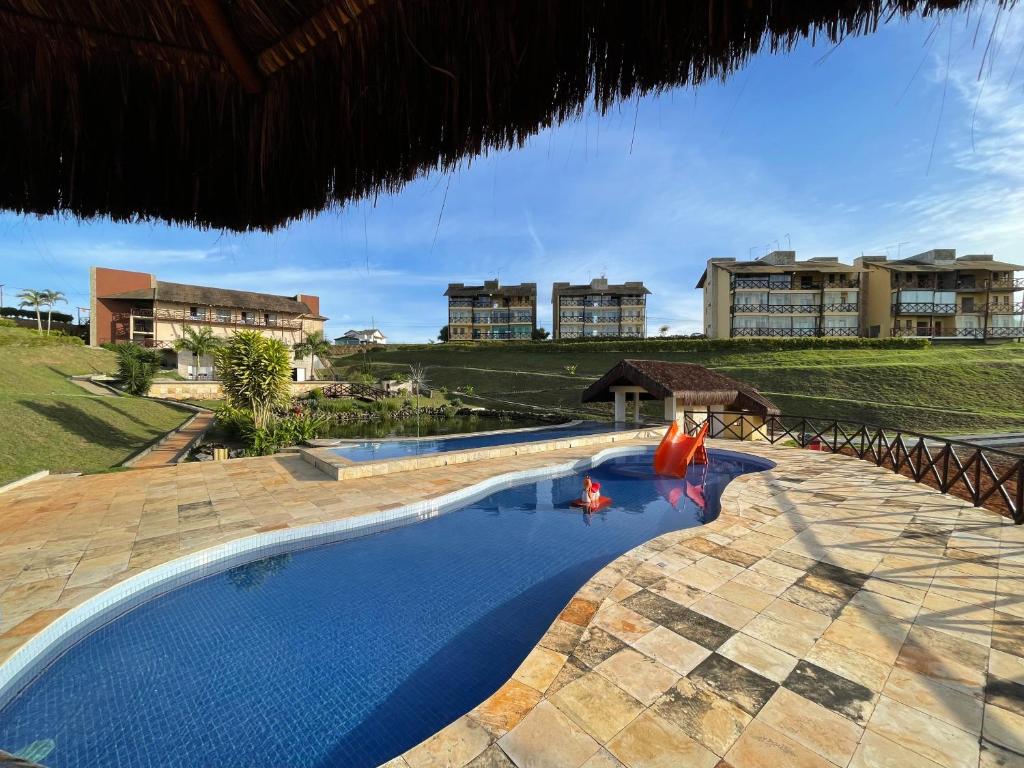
292 331 333 380
41 290 67 335
173 326 221 377
17 289 45 333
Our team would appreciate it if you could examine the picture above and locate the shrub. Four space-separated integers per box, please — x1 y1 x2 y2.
564 364 577 375
380 337 932 354
0 318 15 328
214 330 292 429
241 413 327 455
462 385 475 396
307 387 324 403
114 343 161 395
314 398 355 414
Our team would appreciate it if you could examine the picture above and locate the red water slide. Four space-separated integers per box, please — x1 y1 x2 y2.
653 421 708 477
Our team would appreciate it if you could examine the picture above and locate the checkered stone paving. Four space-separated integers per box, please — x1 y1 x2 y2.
1 439 1023 768
386 444 1024 768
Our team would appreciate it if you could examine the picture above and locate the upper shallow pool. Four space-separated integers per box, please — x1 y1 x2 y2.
0 448 772 768
327 420 637 462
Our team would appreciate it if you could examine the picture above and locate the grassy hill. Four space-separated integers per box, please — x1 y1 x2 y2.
332 340 1024 435
0 327 190 485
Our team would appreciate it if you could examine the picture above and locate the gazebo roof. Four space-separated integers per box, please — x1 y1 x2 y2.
0 0 985 231
581 359 779 416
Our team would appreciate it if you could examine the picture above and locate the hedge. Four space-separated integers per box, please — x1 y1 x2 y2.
386 337 932 354
0 306 75 322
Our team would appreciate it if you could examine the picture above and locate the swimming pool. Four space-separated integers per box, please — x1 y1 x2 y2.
328 420 635 462
0 448 772 768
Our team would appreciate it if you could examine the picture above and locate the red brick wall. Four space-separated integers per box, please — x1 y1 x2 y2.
297 294 320 316
91 267 155 345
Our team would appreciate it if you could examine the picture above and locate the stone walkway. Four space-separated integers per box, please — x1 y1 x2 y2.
127 409 215 468
0 440 1022 768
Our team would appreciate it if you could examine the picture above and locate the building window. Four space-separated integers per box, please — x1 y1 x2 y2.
962 297 976 313
189 306 207 320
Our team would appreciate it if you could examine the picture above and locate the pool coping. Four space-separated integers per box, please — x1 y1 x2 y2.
310 418 587 446
301 425 664 480
0 441 736 713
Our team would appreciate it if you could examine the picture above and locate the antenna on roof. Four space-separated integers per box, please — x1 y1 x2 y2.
749 246 758 258
897 241 910 259
785 233 791 249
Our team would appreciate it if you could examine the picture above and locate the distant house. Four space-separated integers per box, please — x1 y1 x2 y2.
334 328 387 346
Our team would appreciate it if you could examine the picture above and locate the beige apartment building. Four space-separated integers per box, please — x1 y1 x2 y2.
698 251 862 339
444 280 537 341
551 278 650 339
90 266 327 380
856 250 1024 340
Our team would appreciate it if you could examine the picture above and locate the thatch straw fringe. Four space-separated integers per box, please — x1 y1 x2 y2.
581 359 779 416
0 0 1006 231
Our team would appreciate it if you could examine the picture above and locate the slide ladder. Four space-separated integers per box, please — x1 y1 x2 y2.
653 421 708 478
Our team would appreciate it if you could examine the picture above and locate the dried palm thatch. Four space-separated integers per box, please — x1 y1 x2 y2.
0 0 1001 231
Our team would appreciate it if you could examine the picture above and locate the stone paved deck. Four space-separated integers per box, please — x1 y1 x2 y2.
1 440 1023 768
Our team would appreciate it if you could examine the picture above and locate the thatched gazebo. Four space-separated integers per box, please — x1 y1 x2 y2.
0 1 986 231
581 359 778 433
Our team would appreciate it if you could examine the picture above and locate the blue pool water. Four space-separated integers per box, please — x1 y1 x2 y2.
328 421 636 462
0 449 771 768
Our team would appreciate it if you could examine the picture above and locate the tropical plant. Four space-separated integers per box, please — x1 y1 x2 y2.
40 290 67 335
173 326 221 375
438 325 450 342
532 327 550 340
214 330 293 429
462 384 475 396
115 343 161 395
16 289 45 333
292 331 333 380
564 364 577 375
659 325 670 336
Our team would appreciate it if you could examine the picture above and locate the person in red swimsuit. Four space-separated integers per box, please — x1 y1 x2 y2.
581 475 602 510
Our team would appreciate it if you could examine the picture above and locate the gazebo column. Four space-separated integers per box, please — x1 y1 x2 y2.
613 390 627 422
633 392 642 423
663 396 678 422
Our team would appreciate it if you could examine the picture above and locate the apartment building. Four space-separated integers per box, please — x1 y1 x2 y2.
444 280 537 340
698 251 862 339
551 278 650 339
90 266 327 380
857 249 1024 340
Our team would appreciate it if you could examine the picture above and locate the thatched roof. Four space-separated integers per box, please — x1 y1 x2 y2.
0 0 993 231
101 280 325 317
581 359 779 415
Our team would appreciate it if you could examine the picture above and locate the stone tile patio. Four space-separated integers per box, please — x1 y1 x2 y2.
1 438 1023 768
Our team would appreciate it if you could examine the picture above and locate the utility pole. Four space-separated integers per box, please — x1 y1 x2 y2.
0 284 5 309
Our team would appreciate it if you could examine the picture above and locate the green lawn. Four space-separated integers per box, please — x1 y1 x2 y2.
330 341 1024 435
0 328 191 484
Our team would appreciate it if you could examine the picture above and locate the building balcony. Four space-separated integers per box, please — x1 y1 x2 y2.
893 302 957 315
732 304 821 314
988 302 1024 314
732 277 860 290
125 308 303 330
891 325 1024 339
731 326 859 338
448 298 474 308
990 277 1024 290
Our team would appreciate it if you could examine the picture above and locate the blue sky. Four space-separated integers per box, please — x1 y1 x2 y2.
1 7 1022 342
